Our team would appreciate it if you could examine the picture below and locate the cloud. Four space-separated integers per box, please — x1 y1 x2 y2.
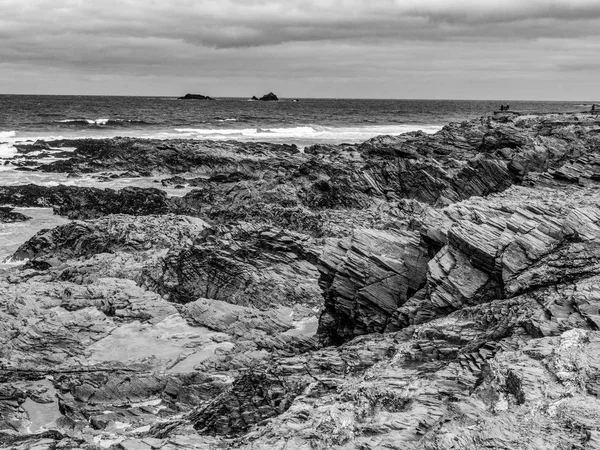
1 0 599 98
3 0 600 49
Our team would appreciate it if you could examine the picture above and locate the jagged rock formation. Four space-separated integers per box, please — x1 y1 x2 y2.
0 215 320 449
318 227 430 344
2 112 600 448
11 214 209 263
140 223 322 308
19 138 299 174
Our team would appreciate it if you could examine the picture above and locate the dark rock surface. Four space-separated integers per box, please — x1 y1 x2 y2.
0 206 30 223
11 214 209 263
0 184 176 219
140 223 321 308
3 112 600 448
23 138 300 174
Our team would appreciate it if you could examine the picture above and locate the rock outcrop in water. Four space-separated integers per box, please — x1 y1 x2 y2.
0 206 30 223
259 92 279 101
2 112 600 449
178 94 215 100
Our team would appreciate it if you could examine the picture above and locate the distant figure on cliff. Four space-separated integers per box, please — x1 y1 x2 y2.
592 104 597 113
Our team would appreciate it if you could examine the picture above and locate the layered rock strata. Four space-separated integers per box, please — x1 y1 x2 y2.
1 112 600 449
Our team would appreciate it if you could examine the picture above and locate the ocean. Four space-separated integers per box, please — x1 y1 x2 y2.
0 95 591 150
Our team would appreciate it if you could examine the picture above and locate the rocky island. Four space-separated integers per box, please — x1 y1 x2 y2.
2 112 600 449
178 94 215 100
250 92 279 101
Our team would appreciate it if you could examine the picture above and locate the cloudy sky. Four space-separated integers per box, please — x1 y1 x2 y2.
1 0 599 99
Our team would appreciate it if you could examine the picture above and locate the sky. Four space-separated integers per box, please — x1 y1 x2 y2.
1 0 599 100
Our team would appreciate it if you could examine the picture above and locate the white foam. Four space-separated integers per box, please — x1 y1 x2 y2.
0 123 443 151
0 130 16 139
172 124 441 142
0 143 18 158
59 118 110 125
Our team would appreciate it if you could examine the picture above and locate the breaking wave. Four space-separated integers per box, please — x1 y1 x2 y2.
0 131 17 139
171 124 441 142
57 118 153 127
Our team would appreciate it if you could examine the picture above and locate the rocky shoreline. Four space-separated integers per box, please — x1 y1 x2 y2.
1 112 600 449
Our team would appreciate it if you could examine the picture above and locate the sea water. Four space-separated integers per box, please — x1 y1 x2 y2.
0 95 590 147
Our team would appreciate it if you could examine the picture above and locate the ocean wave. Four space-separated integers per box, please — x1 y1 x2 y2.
0 143 18 158
174 126 318 137
57 118 152 127
0 131 16 139
172 124 441 140
0 124 442 150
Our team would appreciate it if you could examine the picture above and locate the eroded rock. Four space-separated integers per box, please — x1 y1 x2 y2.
3 112 600 449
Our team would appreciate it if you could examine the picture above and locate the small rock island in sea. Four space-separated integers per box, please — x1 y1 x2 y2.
250 92 279 101
178 93 215 100
3 110 600 448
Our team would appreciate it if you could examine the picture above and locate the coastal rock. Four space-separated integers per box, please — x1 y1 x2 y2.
0 184 177 219
4 112 600 449
140 223 322 308
317 228 430 345
11 214 209 262
233 328 600 449
160 175 207 187
0 206 30 223
318 175 600 344
0 218 320 447
177 180 329 236
30 138 300 175
190 369 306 436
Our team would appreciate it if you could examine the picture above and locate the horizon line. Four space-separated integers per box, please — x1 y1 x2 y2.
0 94 597 103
